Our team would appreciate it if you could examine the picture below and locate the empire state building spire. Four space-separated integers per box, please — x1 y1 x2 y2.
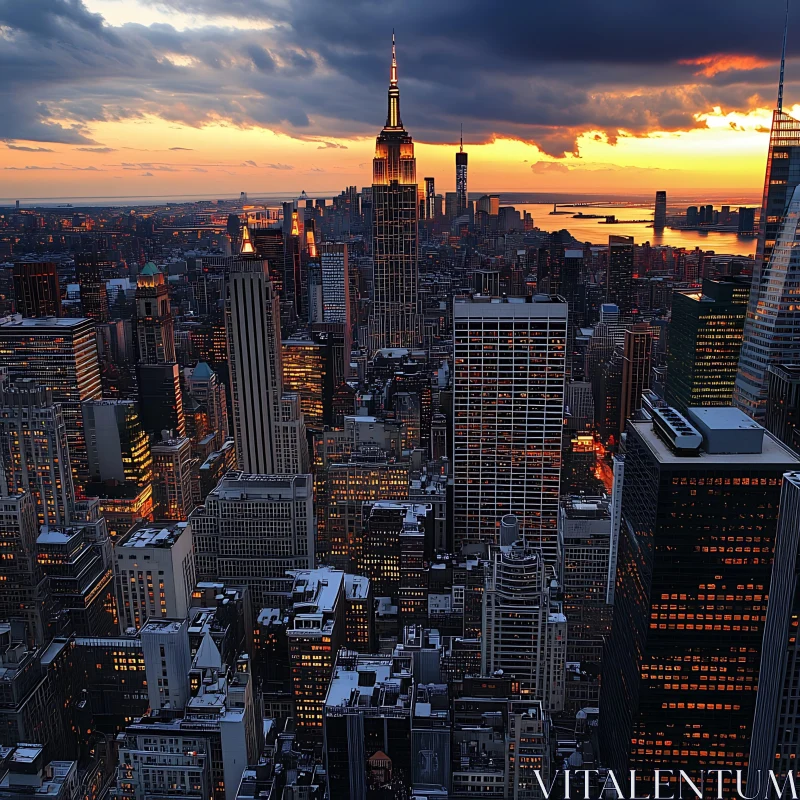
386 31 402 129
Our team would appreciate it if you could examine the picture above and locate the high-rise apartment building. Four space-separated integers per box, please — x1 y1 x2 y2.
75 253 109 322
601 406 799 780
281 336 334 430
12 261 61 318
619 323 652 429
456 131 468 216
736 185 800 420
653 190 667 231
369 35 421 351
150 435 194 520
0 379 74 526
482 535 566 711
191 472 314 610
605 235 634 315
452 296 567 561
0 316 101 488
0 491 47 646
113 521 196 632
750 470 800 775
134 262 175 365
667 277 750 412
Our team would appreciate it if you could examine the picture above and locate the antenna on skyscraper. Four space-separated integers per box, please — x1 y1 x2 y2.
460 123 463 153
779 0 790 111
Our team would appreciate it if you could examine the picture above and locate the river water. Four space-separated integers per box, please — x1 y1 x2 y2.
517 203 757 256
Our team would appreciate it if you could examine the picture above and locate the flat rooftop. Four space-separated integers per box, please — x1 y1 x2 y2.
120 522 189 548
630 418 799 466
0 316 90 329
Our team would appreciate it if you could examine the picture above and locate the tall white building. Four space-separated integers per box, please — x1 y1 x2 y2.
225 239 308 474
735 184 800 420
453 295 567 560
320 243 350 325
482 533 566 712
114 521 196 632
140 617 193 712
190 472 314 609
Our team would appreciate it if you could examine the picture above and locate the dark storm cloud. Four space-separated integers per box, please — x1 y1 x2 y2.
0 0 795 156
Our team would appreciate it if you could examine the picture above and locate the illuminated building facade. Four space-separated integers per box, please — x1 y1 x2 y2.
281 337 333 430
0 379 74 526
452 296 567 561
619 323 652 430
735 185 800 421
134 262 175 365
0 316 102 489
424 176 436 220
601 407 799 780
605 235 634 315
150 435 194 520
75 253 110 322
369 35 421 352
113 521 196 633
82 399 153 488
667 277 749 412
0 491 48 646
190 472 314 610
325 452 409 572
12 261 61 318
482 537 566 710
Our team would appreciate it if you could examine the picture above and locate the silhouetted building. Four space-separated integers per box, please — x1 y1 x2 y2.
12 262 61 318
605 235 634 315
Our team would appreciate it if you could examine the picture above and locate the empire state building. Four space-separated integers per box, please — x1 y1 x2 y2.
369 35 421 352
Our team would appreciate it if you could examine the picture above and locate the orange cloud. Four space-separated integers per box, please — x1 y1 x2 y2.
679 54 772 78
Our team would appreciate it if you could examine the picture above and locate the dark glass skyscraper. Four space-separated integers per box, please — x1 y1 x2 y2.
456 128 468 216
369 35 420 352
12 261 61 318
653 190 667 231
601 407 798 780
605 235 634 315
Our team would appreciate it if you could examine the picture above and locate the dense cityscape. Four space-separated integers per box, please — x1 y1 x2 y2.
0 8 800 800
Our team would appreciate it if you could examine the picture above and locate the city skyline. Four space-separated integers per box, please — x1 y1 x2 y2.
2 1 800 197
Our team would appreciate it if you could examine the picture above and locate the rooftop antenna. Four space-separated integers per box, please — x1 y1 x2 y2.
460 123 463 153
779 0 790 112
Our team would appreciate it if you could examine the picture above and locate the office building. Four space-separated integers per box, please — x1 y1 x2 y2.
0 379 74 527
37 520 115 636
765 363 800 452
619 323 652 429
12 262 61 319
453 296 567 560
605 235 634 314
281 337 333 430
482 534 566 711
323 651 413 798
0 492 47 646
191 472 314 610
654 190 667 231
736 185 800 420
134 262 175 365
601 406 799 779
150 435 194 520
185 361 229 448
82 399 153 488
738 206 756 235
0 316 101 488
749 471 800 775
456 131 468 216
369 35 421 351
667 277 749 412
424 176 436 220
226 234 307 473
74 253 109 322
114 521 196 632
136 362 186 440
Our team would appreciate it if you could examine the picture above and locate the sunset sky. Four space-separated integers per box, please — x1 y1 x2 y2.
0 0 796 200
